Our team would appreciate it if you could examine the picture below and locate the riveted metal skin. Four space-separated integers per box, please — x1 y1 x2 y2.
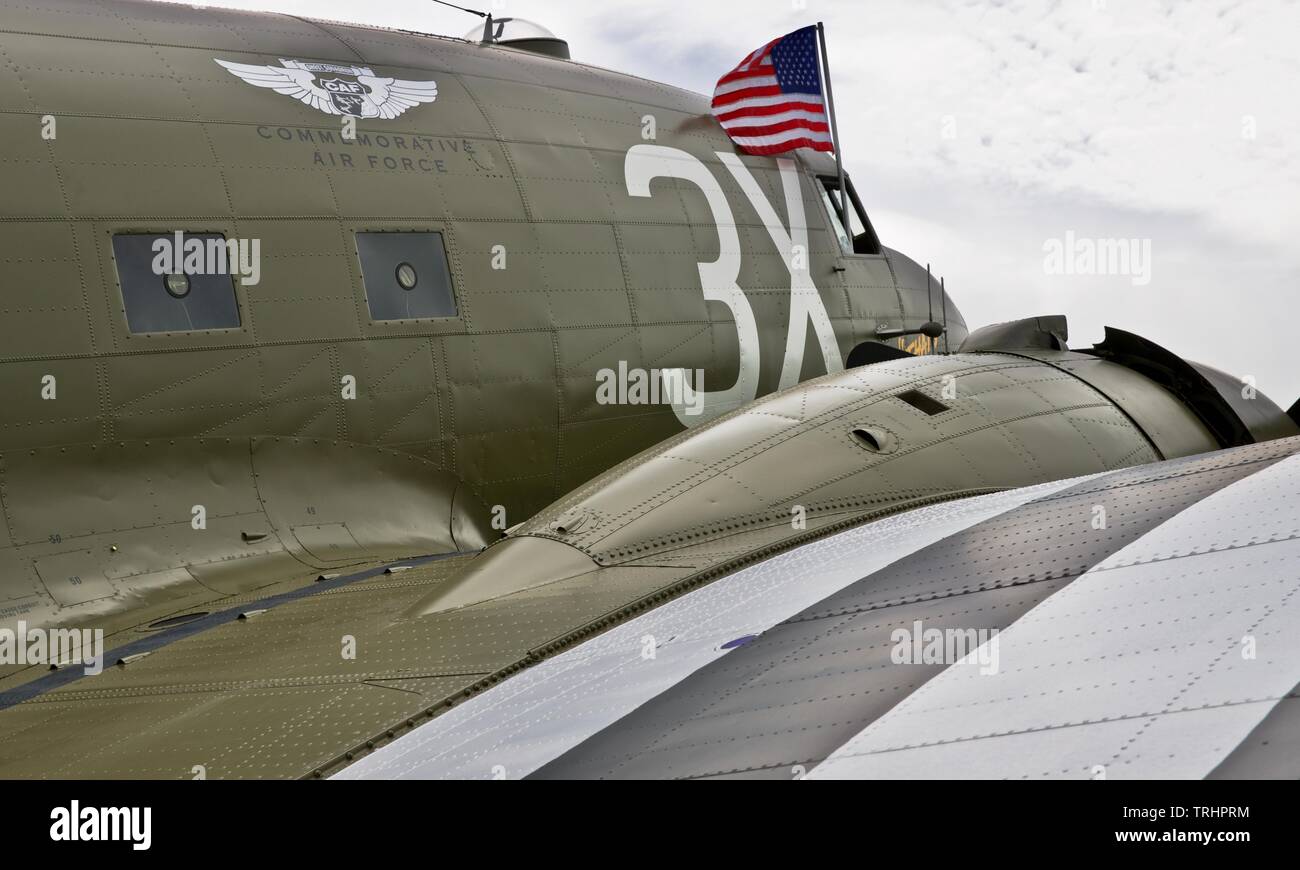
0 437 493 665
953 319 1299 456
528 438 1300 779
413 348 1224 615
959 314 1069 353
0 0 966 644
0 0 1294 780
1209 677 1300 778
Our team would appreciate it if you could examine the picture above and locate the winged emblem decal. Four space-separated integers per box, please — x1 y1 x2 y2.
215 58 438 119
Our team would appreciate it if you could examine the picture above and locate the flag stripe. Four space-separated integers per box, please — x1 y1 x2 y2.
721 118 830 138
736 141 833 156
715 102 825 124
728 128 832 145
714 92 826 113
728 132 833 155
737 40 775 71
712 77 779 100
716 65 781 86
714 90 822 111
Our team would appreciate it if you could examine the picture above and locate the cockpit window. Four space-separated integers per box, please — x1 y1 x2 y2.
818 177 881 256
819 186 854 252
111 233 242 334
356 231 458 322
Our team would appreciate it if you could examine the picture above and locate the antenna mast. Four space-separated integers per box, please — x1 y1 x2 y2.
429 0 494 42
926 264 934 348
941 277 949 353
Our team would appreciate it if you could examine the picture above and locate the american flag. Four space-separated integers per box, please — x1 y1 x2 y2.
712 25 833 156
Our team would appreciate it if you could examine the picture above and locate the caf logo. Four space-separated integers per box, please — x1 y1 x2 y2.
215 57 438 119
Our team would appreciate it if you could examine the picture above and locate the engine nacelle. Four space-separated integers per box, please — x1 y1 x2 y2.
412 316 1297 615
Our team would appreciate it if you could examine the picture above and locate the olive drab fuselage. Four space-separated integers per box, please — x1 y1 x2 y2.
0 0 962 523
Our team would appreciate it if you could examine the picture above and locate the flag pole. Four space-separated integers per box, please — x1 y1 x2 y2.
816 21 848 230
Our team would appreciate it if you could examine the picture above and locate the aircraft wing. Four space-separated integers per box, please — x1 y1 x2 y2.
4 329 1300 778
4 433 1295 779
339 435 1300 779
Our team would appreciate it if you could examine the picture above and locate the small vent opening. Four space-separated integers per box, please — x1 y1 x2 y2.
850 427 896 454
549 511 587 536
896 389 949 416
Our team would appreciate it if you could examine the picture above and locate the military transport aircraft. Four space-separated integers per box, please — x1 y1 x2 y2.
1 0 1298 780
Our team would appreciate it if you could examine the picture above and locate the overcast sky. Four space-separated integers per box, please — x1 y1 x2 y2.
166 0 1299 406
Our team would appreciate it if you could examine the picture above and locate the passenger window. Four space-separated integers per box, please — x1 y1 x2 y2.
356 231 457 321
111 233 242 334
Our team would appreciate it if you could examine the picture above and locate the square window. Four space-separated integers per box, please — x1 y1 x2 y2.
356 231 457 321
112 234 242 334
